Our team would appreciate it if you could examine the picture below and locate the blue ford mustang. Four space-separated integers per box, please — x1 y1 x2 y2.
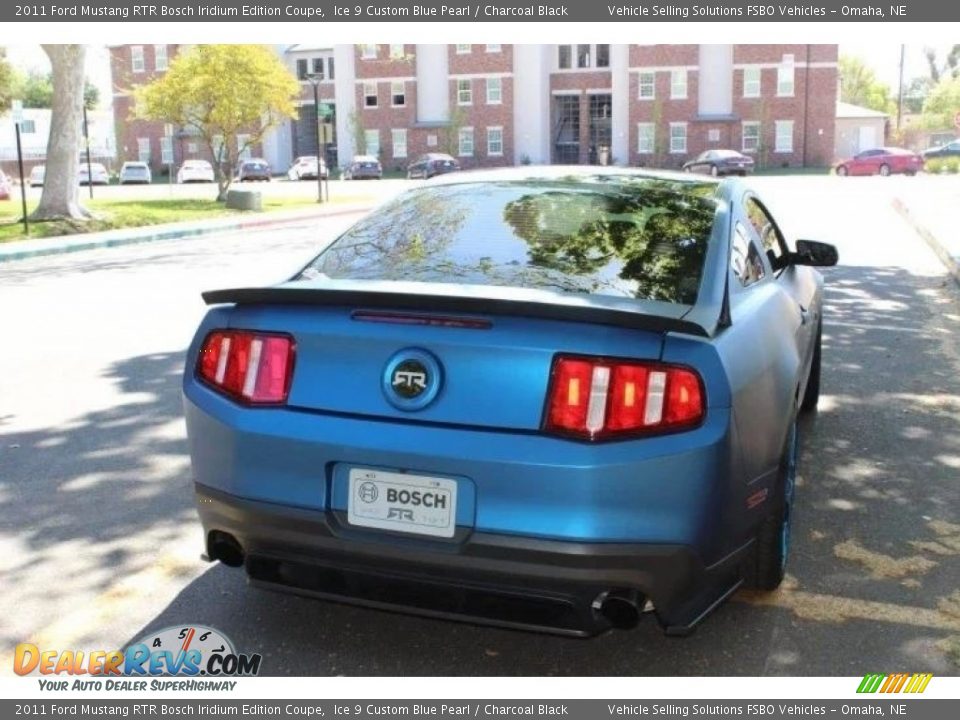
184 168 837 636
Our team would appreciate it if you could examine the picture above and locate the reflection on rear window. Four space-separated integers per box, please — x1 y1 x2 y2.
298 176 718 304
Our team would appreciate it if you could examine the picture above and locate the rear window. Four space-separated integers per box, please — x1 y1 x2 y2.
298 177 717 304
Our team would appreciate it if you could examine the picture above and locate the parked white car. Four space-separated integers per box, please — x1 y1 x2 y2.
286 155 327 181
119 161 152 185
29 165 45 187
79 163 110 186
177 160 216 184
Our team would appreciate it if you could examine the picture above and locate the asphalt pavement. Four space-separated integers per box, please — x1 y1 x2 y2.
1 176 959 676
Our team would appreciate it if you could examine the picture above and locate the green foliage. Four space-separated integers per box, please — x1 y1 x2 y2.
903 76 934 114
441 105 467 157
925 157 960 174
135 45 299 199
923 45 960 83
0 48 15 112
349 110 367 156
839 56 896 115
15 71 99 110
920 74 960 130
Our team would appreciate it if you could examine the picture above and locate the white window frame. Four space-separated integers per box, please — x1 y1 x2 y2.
154 45 168 72
742 121 760 153
137 137 150 162
361 44 377 60
363 81 378 109
637 123 655 154
391 81 406 108
391 129 407 159
487 126 503 157
456 44 472 54
458 127 474 157
775 120 794 153
364 129 380 157
389 44 405 60
669 123 687 154
160 136 173 164
777 55 795 97
670 69 688 100
20 119 36 134
486 77 502 105
638 71 655 100
486 44 502 53
131 46 145 73
457 79 472 106
743 66 761 98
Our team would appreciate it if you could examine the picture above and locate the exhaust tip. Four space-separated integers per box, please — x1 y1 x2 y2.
596 590 643 630
208 531 244 568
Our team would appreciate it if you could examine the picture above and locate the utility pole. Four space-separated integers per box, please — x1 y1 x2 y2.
307 73 325 204
896 44 906 134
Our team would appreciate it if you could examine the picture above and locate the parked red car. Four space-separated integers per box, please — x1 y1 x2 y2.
835 147 923 176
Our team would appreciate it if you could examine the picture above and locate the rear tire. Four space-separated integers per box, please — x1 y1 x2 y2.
879 164 891 177
800 322 822 413
836 165 848 177
743 417 799 591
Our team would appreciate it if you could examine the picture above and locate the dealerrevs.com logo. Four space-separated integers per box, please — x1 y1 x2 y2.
14 625 262 688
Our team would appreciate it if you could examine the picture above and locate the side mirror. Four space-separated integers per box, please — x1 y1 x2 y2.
792 239 838 268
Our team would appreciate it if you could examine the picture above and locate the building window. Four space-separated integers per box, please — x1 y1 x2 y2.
458 127 474 157
137 137 150 162
237 134 252 161
708 128 721 143
596 44 610 68
670 69 687 99
669 123 687 154
187 142 198 154
637 123 655 154
638 71 655 100
391 81 406 107
775 120 794 153
742 121 760 152
558 45 571 69
743 66 761 98
365 129 380 157
777 56 795 97
154 45 168 72
131 46 145 73
456 44 471 54
296 59 308 80
577 44 591 68
20 119 36 134
312 58 324 78
160 136 173 164
364 82 378 108
486 44 501 53
392 129 407 158
327 57 335 80
360 45 377 59
389 44 405 60
486 77 502 104
457 79 472 105
487 126 503 156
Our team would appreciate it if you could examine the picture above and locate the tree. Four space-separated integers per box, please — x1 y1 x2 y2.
31 45 90 222
135 45 299 201
17 71 99 110
903 76 934 114
349 110 367 156
440 105 467 157
839 56 895 115
923 45 960 83
0 48 15 112
921 74 960 129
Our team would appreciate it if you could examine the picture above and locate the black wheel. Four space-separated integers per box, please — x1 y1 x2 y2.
800 322 822 413
879 163 891 177
743 417 799 591
836 165 848 177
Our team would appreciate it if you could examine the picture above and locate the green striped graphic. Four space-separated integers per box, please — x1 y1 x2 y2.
857 674 886 693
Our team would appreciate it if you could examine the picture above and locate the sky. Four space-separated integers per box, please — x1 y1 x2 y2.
3 43 954 112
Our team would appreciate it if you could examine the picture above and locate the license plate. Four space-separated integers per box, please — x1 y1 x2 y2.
347 469 457 538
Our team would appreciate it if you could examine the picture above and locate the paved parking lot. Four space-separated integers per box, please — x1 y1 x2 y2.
1 175 959 675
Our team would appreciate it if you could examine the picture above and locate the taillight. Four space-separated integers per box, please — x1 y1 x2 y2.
545 355 704 440
197 330 295 404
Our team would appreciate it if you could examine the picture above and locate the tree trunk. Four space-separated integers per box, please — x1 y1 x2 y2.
31 45 91 221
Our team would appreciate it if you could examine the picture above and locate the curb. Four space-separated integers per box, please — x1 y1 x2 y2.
892 198 960 287
0 205 372 264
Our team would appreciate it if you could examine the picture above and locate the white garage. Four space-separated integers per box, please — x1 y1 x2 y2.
835 102 889 160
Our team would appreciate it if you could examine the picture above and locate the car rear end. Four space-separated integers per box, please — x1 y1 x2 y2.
352 158 382 179
184 173 746 635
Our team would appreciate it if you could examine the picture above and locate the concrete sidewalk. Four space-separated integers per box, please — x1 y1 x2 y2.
893 183 960 285
0 202 372 264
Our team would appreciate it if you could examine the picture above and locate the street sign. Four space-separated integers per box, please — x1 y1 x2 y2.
318 103 334 120
12 99 23 125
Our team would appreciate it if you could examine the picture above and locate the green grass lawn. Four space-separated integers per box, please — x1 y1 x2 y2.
0 195 364 244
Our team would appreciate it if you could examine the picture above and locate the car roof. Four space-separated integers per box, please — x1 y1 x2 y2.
425 164 720 188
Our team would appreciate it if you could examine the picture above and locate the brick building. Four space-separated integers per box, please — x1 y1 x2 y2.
109 44 838 174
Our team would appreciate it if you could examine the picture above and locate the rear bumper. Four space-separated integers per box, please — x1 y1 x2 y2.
197 484 748 636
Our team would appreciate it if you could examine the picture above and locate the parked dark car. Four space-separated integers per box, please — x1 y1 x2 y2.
922 139 960 160
237 159 272 182
407 153 461 180
835 147 923 176
343 155 382 180
682 150 754 177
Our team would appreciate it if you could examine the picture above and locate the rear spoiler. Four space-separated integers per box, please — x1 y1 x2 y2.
202 282 717 338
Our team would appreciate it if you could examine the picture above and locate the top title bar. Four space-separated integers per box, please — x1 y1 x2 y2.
5 0 958 23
